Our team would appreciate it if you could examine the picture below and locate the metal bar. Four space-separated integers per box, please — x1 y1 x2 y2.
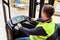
29 0 34 18
2 0 13 24
39 0 44 18
2 0 13 40
3 0 8 6
8 0 13 24
32 0 37 18
29 0 37 18
2 0 7 25
49 0 55 6
2 0 9 40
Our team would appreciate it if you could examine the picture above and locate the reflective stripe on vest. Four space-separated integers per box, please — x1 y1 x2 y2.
30 21 55 40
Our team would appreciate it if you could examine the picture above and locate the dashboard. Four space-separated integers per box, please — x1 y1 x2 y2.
12 16 26 24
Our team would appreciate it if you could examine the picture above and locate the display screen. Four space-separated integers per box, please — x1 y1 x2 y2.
16 17 25 22
12 16 25 24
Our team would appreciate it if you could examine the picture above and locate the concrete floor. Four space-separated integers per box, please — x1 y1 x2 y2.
0 0 60 40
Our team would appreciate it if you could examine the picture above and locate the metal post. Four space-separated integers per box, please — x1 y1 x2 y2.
49 0 55 6
39 0 44 18
29 0 37 18
2 0 13 40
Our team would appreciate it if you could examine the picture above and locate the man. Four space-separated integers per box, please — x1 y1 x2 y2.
17 4 55 40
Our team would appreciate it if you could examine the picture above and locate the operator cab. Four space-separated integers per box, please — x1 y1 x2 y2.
2 0 60 40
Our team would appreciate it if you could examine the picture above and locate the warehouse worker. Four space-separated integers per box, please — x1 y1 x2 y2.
17 4 55 40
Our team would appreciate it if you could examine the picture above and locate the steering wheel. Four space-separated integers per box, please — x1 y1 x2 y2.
13 16 32 30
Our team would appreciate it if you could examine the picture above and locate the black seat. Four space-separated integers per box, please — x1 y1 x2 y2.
58 23 60 40
46 23 60 40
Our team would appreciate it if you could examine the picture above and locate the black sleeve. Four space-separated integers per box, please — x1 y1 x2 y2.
19 27 47 36
37 18 44 22
30 18 44 25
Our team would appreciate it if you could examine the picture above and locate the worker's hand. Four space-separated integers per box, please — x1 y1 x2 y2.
31 18 37 21
17 23 22 28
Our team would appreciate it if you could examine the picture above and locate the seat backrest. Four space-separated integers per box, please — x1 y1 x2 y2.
57 23 60 40
46 23 60 40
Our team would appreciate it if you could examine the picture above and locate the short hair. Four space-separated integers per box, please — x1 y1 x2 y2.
42 4 55 18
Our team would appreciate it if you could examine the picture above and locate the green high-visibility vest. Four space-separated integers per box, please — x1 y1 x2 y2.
30 21 55 40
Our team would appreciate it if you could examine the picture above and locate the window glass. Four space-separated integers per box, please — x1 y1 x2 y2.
9 0 30 18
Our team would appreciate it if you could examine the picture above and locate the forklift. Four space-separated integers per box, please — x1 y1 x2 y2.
2 0 60 40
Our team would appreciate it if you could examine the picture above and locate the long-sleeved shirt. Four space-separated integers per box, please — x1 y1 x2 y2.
19 27 47 36
19 18 51 36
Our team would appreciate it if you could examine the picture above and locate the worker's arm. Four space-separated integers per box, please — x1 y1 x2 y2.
18 26 47 36
31 18 43 22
